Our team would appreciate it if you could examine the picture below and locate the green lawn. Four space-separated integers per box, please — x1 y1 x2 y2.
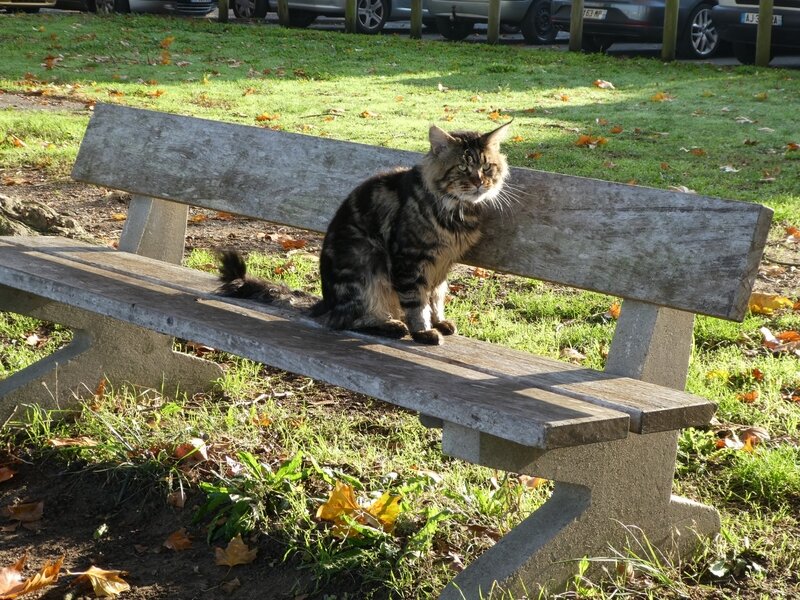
1 12 799 600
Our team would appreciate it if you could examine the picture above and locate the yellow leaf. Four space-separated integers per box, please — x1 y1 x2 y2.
160 50 171 65
215 534 257 566
651 91 674 102
749 292 793 315
159 35 175 49
70 566 130 597
316 481 359 521
110 213 126 221
607 302 621 319
366 492 401 533
48 436 99 447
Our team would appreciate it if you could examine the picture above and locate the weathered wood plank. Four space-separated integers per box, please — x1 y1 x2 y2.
0 236 718 439
71 104 772 321
0 236 632 450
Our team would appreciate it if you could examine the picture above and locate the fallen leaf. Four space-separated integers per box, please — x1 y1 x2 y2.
518 475 548 489
740 426 770 447
2 501 43 523
610 125 623 134
750 293 793 315
221 578 241 593
167 489 186 509
560 347 586 362
70 566 130 597
593 79 615 89
0 555 63 599
359 110 379 119
215 534 257 566
606 302 621 319
280 238 307 251
163 528 192 551
110 213 127 221
776 331 800 342
526 151 543 160
159 36 175 49
255 113 279 122
48 436 99 447
575 135 607 149
651 91 674 102
0 468 14 483
786 142 799 151
737 390 759 404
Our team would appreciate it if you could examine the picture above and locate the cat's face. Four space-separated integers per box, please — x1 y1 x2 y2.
425 122 510 205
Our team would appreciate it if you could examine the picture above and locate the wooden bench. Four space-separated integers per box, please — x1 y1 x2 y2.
0 104 772 598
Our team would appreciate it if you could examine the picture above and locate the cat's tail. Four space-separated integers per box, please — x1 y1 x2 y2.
217 249 279 303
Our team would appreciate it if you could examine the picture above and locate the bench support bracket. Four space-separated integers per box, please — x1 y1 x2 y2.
439 424 719 598
0 287 222 419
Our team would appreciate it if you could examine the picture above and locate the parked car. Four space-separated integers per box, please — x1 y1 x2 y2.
0 0 56 12
55 0 216 15
231 0 433 34
711 0 800 64
550 0 726 59
427 0 557 43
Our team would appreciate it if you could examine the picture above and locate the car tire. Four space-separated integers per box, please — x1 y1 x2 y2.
677 3 722 59
114 0 130 12
436 16 475 40
356 0 388 34
581 35 614 53
732 41 773 65
286 9 317 27
232 0 268 18
520 0 557 45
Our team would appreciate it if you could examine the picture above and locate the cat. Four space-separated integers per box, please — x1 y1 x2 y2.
218 121 511 345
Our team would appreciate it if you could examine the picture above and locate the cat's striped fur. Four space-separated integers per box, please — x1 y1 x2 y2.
218 121 511 345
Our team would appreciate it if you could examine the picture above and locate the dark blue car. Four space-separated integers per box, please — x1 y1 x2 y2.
550 0 726 58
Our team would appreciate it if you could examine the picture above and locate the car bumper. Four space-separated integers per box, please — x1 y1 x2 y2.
129 0 216 14
710 5 800 47
551 0 667 40
427 0 532 22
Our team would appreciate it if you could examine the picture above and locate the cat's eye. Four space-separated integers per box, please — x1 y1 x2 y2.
482 164 493 173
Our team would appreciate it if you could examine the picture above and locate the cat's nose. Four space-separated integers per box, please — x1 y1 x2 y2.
470 176 482 189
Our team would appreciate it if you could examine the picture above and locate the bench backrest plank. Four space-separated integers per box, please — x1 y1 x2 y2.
72 104 772 321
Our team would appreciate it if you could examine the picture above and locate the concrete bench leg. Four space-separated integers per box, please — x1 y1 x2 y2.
439 423 719 599
0 287 222 421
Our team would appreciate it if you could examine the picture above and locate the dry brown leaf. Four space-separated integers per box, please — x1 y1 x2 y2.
0 555 63 599
610 125 624 134
518 475 548 490
70 566 130 597
255 113 279 122
651 91 674 102
575 135 608 149
167 489 186 509
215 534 257 566
2 501 43 523
0 468 15 483
163 528 192 551
48 436 99 447
174 437 208 464
593 79 615 89
280 238 307 251
737 390 759 404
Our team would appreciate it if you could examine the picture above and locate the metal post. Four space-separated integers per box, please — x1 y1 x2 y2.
487 0 501 44
661 0 680 60
410 0 422 39
568 0 584 52
217 0 228 22
755 0 774 66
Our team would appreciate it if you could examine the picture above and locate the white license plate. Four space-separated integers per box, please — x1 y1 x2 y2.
583 8 607 19
741 12 783 25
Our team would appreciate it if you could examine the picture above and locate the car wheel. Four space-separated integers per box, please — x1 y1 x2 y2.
732 41 773 65
91 0 115 14
436 16 475 40
233 0 268 18
286 9 317 27
677 3 721 59
581 35 614 53
356 0 388 34
520 0 557 45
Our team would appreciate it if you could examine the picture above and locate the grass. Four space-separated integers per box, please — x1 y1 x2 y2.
1 10 799 599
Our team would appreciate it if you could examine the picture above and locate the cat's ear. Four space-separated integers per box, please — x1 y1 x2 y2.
429 125 456 156
482 119 512 149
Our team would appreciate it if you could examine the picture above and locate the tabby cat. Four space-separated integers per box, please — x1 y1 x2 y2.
218 121 511 345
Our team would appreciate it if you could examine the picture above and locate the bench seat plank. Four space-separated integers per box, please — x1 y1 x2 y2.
71 104 772 321
0 236 714 444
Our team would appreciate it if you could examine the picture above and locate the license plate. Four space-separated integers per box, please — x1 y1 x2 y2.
741 12 783 25
583 8 607 19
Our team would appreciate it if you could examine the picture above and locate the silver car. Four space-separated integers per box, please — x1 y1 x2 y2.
427 0 556 42
56 0 216 15
232 0 431 34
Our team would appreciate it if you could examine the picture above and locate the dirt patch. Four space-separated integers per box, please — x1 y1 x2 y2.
1 460 323 600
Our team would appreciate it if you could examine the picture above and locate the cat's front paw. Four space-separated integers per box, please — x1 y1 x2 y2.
433 320 457 336
411 329 443 345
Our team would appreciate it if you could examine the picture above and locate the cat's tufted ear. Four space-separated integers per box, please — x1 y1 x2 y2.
482 120 512 150
429 125 456 156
